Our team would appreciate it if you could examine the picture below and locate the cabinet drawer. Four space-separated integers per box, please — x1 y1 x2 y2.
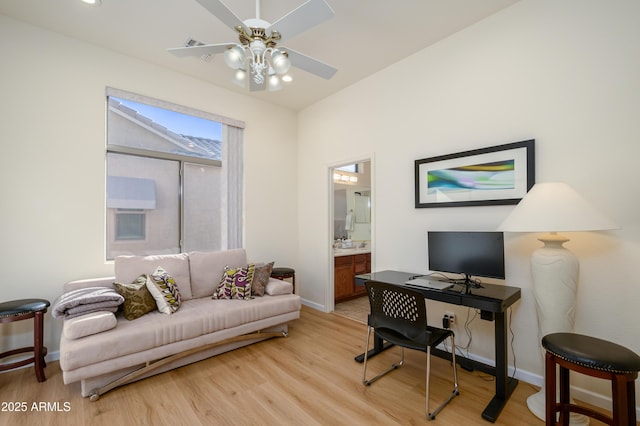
335 256 353 267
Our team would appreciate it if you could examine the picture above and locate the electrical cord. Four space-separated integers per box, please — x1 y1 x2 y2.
441 296 518 384
508 306 518 382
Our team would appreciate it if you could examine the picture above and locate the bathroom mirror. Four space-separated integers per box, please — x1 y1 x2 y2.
332 161 371 241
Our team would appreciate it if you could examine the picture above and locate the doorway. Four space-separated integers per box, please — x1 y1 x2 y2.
329 160 372 315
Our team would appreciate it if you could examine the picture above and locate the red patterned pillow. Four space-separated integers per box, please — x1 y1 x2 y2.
213 264 255 300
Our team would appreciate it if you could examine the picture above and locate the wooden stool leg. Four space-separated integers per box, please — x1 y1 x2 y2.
611 374 629 426
545 351 557 426
626 379 636 425
33 310 46 382
558 364 570 426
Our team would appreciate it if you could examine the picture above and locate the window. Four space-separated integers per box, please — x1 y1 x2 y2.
105 88 244 259
336 164 358 173
115 210 145 240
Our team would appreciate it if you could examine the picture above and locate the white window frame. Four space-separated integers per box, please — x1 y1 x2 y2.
105 87 245 258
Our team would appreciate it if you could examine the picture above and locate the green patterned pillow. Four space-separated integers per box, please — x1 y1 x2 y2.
147 267 182 314
114 275 158 320
213 264 255 300
251 262 274 297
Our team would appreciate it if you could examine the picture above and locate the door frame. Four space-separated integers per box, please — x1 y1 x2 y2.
327 156 374 313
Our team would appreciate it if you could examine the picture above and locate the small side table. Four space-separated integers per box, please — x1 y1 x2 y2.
271 267 295 293
0 298 50 382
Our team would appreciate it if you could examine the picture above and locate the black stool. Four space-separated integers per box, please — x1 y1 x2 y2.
543 332 640 426
0 299 50 382
271 267 295 293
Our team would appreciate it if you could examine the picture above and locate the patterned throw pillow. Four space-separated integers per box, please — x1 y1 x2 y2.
213 264 255 300
147 267 182 314
251 262 274 297
114 274 158 320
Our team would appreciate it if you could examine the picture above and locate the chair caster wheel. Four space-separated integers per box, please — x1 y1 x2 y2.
89 392 100 402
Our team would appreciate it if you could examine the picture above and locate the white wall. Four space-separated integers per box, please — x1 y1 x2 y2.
0 16 298 354
297 0 640 408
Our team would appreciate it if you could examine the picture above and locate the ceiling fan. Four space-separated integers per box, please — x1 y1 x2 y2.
169 0 338 92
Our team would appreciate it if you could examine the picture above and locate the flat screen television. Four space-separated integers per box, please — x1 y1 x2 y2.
427 231 505 287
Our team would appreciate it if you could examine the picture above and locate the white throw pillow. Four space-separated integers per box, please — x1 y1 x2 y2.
265 278 293 296
147 267 182 314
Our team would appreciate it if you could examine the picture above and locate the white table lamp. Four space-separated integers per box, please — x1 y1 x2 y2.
497 182 617 424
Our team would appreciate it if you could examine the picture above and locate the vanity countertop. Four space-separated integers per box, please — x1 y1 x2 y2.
333 248 371 257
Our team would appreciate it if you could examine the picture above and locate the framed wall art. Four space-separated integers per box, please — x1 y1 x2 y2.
415 140 535 208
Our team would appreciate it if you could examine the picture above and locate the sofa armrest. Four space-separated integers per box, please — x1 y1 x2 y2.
64 277 116 292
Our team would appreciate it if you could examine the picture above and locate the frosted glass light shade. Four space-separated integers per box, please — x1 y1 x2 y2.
231 69 246 87
268 75 282 91
498 182 617 233
224 46 245 69
271 50 291 74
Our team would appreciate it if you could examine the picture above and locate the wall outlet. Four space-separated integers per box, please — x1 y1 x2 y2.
445 311 455 325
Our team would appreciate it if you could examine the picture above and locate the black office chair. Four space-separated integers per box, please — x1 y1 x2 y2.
362 281 459 420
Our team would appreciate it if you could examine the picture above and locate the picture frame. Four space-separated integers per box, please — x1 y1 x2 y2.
415 140 535 208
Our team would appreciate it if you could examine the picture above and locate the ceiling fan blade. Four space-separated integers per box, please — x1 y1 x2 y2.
284 47 337 80
267 0 334 42
168 43 233 57
196 0 249 33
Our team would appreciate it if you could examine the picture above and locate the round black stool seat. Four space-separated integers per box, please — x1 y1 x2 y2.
0 298 50 382
271 267 295 293
0 299 50 318
543 332 640 425
543 332 640 374
271 267 294 276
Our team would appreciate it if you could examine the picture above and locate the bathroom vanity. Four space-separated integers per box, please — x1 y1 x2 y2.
334 249 371 302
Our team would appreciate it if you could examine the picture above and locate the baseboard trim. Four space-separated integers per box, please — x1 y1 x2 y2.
300 298 324 312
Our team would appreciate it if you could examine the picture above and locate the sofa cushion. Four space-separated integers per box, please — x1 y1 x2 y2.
59 295 302 372
114 275 157 320
63 311 117 340
251 262 274 296
213 265 255 300
147 267 182 314
188 249 247 298
115 253 192 300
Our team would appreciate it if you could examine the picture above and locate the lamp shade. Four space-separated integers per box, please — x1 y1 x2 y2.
497 182 618 233
224 46 245 70
271 50 291 75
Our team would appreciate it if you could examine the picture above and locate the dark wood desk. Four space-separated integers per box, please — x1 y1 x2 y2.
354 270 521 423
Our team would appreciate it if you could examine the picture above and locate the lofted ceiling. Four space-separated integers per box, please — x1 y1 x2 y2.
0 0 520 110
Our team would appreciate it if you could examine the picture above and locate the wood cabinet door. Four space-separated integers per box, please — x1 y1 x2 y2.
353 254 367 274
334 256 354 300
353 254 368 295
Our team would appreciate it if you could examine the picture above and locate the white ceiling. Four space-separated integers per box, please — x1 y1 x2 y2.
0 0 520 110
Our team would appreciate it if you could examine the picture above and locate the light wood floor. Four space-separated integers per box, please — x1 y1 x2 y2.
0 306 615 425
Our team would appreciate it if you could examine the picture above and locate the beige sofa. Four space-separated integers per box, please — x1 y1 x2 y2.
58 249 301 400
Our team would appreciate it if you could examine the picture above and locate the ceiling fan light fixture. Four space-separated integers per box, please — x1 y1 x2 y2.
231 68 247 87
270 50 291 75
268 74 282 91
169 0 337 93
224 45 245 69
